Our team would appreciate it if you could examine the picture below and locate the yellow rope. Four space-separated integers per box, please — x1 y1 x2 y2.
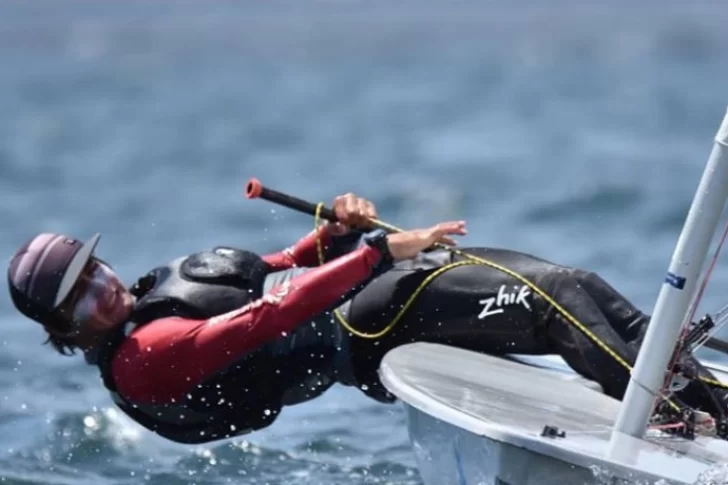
311 204 728 408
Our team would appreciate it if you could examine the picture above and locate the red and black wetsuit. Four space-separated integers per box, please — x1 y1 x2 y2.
91 227 728 444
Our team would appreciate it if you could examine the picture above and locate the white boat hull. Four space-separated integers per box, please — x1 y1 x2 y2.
405 405 629 485
379 343 728 485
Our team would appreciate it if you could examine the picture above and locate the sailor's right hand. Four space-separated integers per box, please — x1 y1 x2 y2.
386 221 467 261
327 192 379 236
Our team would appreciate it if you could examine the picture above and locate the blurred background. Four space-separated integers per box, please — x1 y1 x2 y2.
1 0 728 483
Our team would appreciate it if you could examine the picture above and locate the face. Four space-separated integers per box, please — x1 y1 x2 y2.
59 258 134 333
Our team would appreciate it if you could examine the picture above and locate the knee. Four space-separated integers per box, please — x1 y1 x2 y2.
570 268 603 288
547 268 591 302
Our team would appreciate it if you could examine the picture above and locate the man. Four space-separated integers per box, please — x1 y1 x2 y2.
7 193 727 444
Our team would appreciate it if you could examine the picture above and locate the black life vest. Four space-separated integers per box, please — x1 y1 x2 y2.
94 247 342 444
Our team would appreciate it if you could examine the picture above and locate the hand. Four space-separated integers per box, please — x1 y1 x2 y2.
385 221 467 261
328 192 378 235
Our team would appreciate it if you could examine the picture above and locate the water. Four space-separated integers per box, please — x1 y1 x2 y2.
1 1 728 483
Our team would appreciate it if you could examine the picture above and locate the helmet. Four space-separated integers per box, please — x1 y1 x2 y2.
7 232 101 327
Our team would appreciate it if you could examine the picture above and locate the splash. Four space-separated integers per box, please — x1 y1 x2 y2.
695 463 728 485
590 465 672 485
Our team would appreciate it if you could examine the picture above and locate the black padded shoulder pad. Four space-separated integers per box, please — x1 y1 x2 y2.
181 247 269 288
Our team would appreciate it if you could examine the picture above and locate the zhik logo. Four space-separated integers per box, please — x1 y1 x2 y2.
478 284 532 319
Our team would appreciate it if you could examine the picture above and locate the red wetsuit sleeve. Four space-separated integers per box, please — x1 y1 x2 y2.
111 244 382 404
262 225 333 270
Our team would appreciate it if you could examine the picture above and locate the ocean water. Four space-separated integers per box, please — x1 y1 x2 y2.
1 1 728 484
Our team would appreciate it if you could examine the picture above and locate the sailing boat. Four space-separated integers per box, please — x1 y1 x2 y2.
378 107 728 485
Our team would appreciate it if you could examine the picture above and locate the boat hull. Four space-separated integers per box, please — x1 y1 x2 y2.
380 343 728 485
404 404 632 485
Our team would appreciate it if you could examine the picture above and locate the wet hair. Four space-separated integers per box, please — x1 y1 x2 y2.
43 324 77 356
42 295 81 356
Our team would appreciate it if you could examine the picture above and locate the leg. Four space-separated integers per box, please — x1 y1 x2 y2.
543 273 642 399
570 269 647 344
556 270 728 417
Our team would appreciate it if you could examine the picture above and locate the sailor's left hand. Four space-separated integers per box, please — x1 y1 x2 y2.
328 192 378 234
386 220 468 261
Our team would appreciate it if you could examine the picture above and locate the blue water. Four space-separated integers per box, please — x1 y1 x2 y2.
1 1 728 484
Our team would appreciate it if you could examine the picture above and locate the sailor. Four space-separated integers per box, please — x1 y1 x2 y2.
7 193 728 444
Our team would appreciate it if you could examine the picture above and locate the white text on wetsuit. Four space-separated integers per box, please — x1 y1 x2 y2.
477 285 532 319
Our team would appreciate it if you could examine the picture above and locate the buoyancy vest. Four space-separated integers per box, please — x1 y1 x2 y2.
94 247 349 444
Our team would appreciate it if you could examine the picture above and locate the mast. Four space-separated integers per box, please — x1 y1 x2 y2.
610 106 728 442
